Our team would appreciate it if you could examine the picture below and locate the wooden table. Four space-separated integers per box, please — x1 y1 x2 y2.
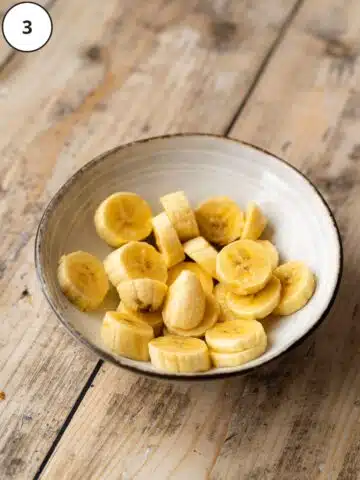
1 0 359 478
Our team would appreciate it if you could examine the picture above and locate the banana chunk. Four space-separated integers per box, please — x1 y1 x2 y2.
241 202 267 240
183 236 218 279
162 271 206 330
166 294 219 338
149 335 211 373
167 261 213 295
205 319 266 353
210 337 267 368
273 261 316 315
257 240 279 269
160 191 199 241
94 192 152 247
104 241 168 287
195 196 244 245
117 278 167 312
227 275 281 320
117 302 163 337
216 239 272 295
101 311 154 361
214 283 247 322
152 212 185 268
57 251 109 311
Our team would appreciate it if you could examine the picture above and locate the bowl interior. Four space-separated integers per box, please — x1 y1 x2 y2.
36 135 341 378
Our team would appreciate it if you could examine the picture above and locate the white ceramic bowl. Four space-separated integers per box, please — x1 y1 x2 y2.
35 134 342 380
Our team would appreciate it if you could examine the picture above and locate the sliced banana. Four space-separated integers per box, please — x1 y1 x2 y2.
257 240 279 269
210 337 267 368
149 335 211 373
160 191 199 241
216 239 272 295
152 212 185 268
166 294 219 338
101 311 154 361
241 202 267 240
227 275 281 320
214 283 244 322
104 241 167 287
183 236 218 279
94 192 152 247
117 302 163 337
273 261 316 315
117 278 167 312
195 196 244 245
57 251 109 311
205 319 266 353
167 261 213 295
162 271 206 330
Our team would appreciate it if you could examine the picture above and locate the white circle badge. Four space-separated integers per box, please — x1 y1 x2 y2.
2 2 52 52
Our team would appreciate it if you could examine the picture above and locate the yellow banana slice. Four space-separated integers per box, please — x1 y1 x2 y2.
57 251 109 311
101 311 154 361
160 191 199 241
149 335 210 373
103 241 168 287
117 302 163 337
152 212 185 268
216 239 272 295
195 196 244 245
273 261 316 315
166 295 219 338
162 271 206 330
94 192 152 247
214 283 247 322
167 261 213 295
241 202 267 240
117 279 167 312
210 337 267 368
257 240 279 269
205 319 266 353
183 236 218 279
227 275 281 320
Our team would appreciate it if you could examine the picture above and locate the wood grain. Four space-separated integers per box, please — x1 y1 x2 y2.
0 0 300 478
41 0 360 478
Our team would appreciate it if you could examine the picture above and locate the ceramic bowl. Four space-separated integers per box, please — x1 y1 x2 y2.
35 134 342 380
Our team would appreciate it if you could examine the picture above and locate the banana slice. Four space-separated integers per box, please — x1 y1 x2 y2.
166 294 219 338
160 191 199 241
205 319 266 353
167 262 213 295
227 275 281 320
58 251 109 311
104 241 168 287
149 335 210 373
241 202 267 240
273 261 316 315
152 212 185 268
162 271 206 330
101 311 154 361
183 236 218 279
216 239 272 295
117 302 163 337
214 283 245 322
210 337 267 368
117 278 167 312
195 196 244 245
257 240 279 269
94 192 152 247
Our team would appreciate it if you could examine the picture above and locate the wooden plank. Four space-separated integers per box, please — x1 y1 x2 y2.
40 0 360 479
0 0 300 478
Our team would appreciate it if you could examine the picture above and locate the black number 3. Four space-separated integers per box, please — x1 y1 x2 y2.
22 20 32 34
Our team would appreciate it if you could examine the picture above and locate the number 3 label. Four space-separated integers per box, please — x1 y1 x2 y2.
2 2 52 52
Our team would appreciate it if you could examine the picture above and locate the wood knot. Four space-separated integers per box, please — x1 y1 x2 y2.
325 38 356 61
210 20 237 50
83 45 103 63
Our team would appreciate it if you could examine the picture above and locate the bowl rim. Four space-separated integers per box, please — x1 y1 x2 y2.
35 133 343 381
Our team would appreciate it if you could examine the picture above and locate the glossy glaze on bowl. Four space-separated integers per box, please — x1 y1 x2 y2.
35 134 342 379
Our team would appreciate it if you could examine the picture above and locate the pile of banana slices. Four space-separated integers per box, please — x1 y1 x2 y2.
57 191 316 373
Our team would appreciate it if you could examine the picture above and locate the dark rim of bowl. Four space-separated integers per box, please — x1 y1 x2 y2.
34 133 343 381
